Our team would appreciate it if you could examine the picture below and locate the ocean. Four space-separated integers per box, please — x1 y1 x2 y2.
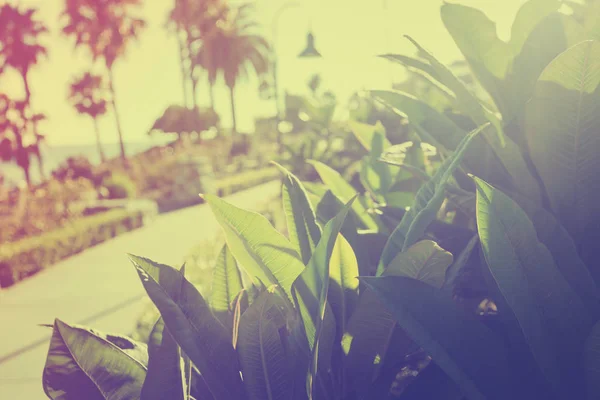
0 139 173 186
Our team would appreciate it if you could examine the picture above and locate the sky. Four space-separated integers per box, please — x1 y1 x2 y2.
0 0 530 146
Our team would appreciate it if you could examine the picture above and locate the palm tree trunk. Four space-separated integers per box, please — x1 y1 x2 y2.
93 117 106 162
19 71 33 186
107 67 127 162
229 84 237 134
178 32 190 108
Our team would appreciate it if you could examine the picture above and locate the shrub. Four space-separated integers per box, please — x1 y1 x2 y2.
215 167 279 197
102 173 138 199
0 209 144 287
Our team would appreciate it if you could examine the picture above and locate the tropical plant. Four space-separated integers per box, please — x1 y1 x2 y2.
68 72 109 162
39 1 600 400
62 0 146 161
0 4 48 184
197 3 270 133
167 0 228 109
0 95 34 185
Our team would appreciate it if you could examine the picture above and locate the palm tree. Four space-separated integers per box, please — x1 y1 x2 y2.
68 72 109 162
0 95 33 185
62 0 145 162
200 4 270 133
0 4 48 185
168 0 228 110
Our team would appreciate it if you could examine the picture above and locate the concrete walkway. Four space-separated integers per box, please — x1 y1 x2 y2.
0 181 280 399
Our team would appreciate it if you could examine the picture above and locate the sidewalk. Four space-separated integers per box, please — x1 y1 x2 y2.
0 181 280 399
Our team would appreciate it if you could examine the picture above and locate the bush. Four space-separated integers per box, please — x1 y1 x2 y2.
0 209 144 288
102 173 137 199
215 167 279 197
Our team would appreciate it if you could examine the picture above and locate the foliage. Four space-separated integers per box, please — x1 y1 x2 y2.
150 105 219 138
0 4 48 184
62 0 146 160
102 173 138 199
0 209 144 288
38 1 600 400
52 156 106 185
68 72 109 161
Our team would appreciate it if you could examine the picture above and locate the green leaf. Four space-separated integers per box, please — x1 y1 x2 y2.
237 291 292 400
373 90 541 203
141 318 186 400
210 244 244 327
386 240 453 289
362 276 517 400
440 3 512 116
509 13 589 123
273 162 322 265
525 40 600 239
378 123 485 274
43 319 147 400
328 234 359 341
129 255 244 400
584 320 600 400
360 129 393 201
348 119 390 152
308 160 377 230
205 194 305 304
372 90 464 151
509 192 600 318
475 177 594 395
293 198 354 398
509 0 561 55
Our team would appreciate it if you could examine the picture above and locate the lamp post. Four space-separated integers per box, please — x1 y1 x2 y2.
271 2 322 155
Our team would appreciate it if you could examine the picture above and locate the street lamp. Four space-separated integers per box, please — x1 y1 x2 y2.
271 2 322 154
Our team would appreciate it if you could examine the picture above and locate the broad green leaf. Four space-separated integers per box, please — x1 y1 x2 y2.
293 198 354 398
360 129 393 201
525 40 600 239
373 90 542 203
403 35 546 202
363 276 517 400
141 318 186 400
475 178 594 396
372 90 464 151
509 13 589 123
205 194 305 304
386 240 453 288
441 3 512 116
404 35 499 138
43 319 147 400
316 190 371 276
348 120 390 152
210 244 244 327
341 289 412 399
273 162 322 265
308 160 377 230
129 255 244 400
584 320 600 399
509 0 561 55
237 291 292 400
378 123 486 274
328 234 359 341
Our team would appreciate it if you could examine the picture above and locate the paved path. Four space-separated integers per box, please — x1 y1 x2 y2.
0 181 280 399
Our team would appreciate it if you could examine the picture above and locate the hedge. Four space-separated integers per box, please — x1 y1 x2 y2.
215 167 279 197
0 209 145 288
